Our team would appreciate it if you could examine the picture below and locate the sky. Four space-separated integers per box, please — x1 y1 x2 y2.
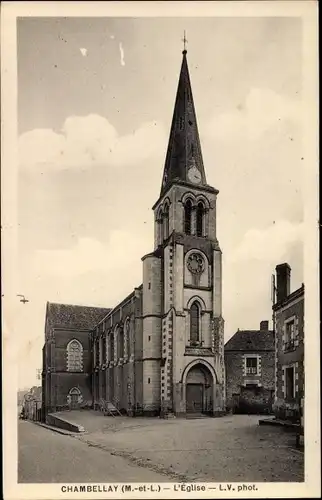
16 16 304 389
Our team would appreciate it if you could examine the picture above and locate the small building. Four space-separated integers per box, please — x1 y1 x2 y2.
225 321 275 414
272 263 304 422
22 386 42 421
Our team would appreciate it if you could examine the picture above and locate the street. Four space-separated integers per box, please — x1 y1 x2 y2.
18 421 169 483
69 412 304 482
18 414 304 483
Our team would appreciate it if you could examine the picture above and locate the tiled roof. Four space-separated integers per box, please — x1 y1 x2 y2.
225 329 274 351
46 302 111 331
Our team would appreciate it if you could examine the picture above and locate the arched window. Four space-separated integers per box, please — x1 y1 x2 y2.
110 331 114 362
94 335 99 367
196 202 205 237
184 200 193 235
157 208 164 243
190 302 200 344
118 326 124 359
124 318 130 359
163 203 169 239
67 339 83 372
99 334 103 365
102 334 107 364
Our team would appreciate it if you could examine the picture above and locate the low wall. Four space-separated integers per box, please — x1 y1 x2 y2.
46 413 85 433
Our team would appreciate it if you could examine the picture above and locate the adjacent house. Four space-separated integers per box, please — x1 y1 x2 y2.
225 321 275 414
21 386 42 421
272 263 304 423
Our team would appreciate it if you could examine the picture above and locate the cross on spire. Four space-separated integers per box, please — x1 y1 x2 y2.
182 31 188 53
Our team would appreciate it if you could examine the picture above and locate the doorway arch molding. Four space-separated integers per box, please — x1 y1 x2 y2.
181 358 218 385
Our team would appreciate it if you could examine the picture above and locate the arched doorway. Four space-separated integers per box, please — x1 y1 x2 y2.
185 363 214 415
67 387 82 410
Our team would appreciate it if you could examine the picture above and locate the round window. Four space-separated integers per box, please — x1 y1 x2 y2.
187 253 204 274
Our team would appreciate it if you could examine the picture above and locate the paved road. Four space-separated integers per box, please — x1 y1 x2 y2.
18 421 169 483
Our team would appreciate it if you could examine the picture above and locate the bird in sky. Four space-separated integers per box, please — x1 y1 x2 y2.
17 294 29 304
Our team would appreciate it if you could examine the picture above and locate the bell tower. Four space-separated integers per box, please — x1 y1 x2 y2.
142 45 225 417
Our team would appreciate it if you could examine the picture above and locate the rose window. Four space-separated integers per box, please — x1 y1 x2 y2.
187 253 204 274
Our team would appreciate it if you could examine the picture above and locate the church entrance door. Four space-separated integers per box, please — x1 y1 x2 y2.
68 387 81 410
70 393 79 410
186 383 203 413
185 363 214 415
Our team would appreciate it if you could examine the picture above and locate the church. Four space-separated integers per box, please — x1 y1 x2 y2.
42 47 225 419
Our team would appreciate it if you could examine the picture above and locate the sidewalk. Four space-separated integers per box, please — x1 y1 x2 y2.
258 417 300 429
32 420 80 437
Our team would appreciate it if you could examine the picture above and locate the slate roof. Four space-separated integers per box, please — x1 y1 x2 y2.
159 50 212 198
46 302 111 331
224 329 274 351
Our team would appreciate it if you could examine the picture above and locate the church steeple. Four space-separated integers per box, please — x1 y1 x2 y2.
160 46 207 196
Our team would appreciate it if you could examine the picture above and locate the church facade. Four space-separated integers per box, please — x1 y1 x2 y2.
42 48 225 418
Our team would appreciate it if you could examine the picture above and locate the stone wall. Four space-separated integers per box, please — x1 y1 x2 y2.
225 350 275 414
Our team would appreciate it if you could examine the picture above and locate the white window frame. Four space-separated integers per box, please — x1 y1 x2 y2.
243 354 261 376
245 355 258 376
283 315 298 351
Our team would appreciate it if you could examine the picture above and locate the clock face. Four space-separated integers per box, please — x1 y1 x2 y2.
188 165 202 184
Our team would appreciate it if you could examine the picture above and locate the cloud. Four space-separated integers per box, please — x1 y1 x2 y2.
229 220 304 263
80 48 88 57
222 221 304 336
33 230 152 279
119 42 125 66
206 88 301 141
18 114 166 170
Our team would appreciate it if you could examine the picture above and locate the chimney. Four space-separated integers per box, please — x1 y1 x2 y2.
275 263 291 303
260 320 269 331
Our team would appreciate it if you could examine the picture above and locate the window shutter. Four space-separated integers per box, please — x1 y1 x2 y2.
242 355 246 376
294 317 299 337
282 367 285 397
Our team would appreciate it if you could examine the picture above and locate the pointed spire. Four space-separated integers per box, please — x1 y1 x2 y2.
160 44 207 195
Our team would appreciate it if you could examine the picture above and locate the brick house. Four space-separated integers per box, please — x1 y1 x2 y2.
225 321 275 414
42 48 226 419
272 263 304 422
